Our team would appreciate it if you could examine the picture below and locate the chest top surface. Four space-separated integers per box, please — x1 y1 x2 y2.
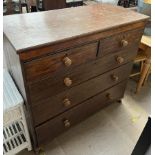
3 4 148 53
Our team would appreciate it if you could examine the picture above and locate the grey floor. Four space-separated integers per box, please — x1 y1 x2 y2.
18 78 151 155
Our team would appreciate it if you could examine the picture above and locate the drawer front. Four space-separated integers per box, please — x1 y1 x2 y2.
24 42 98 82
35 81 127 145
32 63 132 126
98 28 143 57
29 47 136 103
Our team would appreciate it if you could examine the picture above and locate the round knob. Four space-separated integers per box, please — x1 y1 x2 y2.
121 40 128 47
64 119 70 128
111 74 119 82
63 98 71 107
106 93 112 100
116 56 124 64
64 77 72 87
63 57 72 67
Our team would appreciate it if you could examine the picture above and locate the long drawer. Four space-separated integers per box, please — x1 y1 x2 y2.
24 42 98 82
98 28 143 57
29 47 137 104
31 63 132 126
35 81 127 145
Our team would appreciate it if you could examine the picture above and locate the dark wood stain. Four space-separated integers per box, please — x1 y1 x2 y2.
36 81 127 145
20 22 146 61
31 63 132 126
28 48 136 106
42 0 66 11
3 4 148 151
24 42 98 82
3 4 148 53
98 28 144 57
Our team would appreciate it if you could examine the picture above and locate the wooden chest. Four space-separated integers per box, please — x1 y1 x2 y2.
3 4 148 151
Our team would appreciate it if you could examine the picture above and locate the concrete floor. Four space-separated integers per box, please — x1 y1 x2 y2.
18 78 151 155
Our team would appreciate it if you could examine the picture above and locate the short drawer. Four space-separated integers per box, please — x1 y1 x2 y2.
29 47 136 103
31 63 132 126
98 28 143 57
35 81 127 145
24 42 98 82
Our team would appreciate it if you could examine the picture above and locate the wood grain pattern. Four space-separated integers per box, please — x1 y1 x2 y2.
3 4 148 53
30 62 132 105
3 4 148 151
19 22 146 61
31 63 132 126
28 46 137 98
98 28 144 57
35 81 127 145
24 42 98 82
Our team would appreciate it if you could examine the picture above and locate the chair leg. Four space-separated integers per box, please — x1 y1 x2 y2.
136 59 150 93
143 67 151 86
118 0 121 5
26 4 29 13
140 61 144 73
19 0 24 13
31 6 37 12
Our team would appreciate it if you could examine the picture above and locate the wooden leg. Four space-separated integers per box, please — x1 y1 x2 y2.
136 59 151 93
140 61 144 73
143 67 151 86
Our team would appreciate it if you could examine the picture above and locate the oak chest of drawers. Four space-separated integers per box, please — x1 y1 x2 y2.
3 4 148 151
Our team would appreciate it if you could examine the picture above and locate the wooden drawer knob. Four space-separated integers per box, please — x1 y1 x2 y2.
116 56 124 64
111 74 119 81
64 119 71 128
64 77 72 87
63 98 71 107
121 39 128 47
106 93 112 100
63 57 72 67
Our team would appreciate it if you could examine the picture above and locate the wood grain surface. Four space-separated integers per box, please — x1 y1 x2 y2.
3 4 148 150
19 22 146 61
24 42 98 82
25 45 137 84
28 45 137 99
31 63 132 126
3 4 148 52
35 81 127 145
99 28 144 57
